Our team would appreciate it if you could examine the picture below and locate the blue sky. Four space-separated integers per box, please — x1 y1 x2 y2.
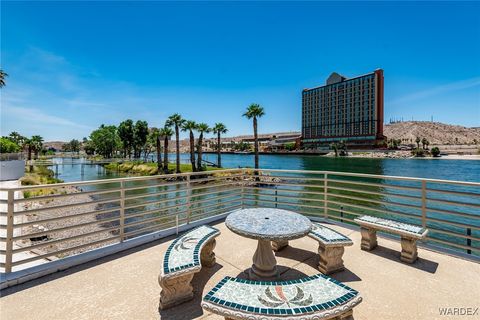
1 1 479 141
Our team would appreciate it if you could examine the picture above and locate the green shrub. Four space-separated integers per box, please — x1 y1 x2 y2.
431 147 441 157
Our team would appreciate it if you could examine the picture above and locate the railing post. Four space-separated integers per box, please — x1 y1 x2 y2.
5 189 15 273
421 180 427 228
176 214 179 235
186 175 191 224
466 228 472 254
241 169 245 209
119 181 125 242
323 173 328 220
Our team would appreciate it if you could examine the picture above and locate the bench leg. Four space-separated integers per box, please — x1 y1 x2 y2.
201 239 217 267
272 240 288 252
400 237 418 263
360 227 377 251
318 244 345 275
158 273 195 310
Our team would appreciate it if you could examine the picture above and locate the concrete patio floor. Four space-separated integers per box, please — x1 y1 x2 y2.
1 220 479 320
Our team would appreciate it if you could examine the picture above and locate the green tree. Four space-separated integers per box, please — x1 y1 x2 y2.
0 69 8 88
195 123 210 171
133 120 149 159
182 120 197 172
421 138 428 150
0 137 21 153
431 147 441 157
144 127 159 163
212 123 228 168
30 135 44 159
8 131 25 145
118 119 134 158
148 128 162 172
159 126 174 173
415 137 421 149
166 114 185 173
243 103 265 170
90 125 119 158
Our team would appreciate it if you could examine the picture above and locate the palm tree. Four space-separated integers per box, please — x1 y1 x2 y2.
182 120 197 172
159 127 173 174
415 137 421 149
212 123 228 168
30 135 44 159
196 123 210 171
243 103 265 170
166 114 185 173
23 138 33 161
149 128 162 173
421 138 428 150
0 69 8 88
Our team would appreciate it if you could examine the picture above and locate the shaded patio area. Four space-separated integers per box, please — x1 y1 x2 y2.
1 220 479 320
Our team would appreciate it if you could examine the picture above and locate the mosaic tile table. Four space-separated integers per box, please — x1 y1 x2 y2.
354 215 428 263
201 274 362 320
225 208 312 280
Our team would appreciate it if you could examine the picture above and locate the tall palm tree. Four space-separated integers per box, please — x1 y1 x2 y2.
182 120 197 172
23 138 33 161
243 103 265 170
212 123 228 168
149 128 162 173
30 135 44 160
196 123 210 171
166 114 185 173
0 69 8 88
159 127 173 174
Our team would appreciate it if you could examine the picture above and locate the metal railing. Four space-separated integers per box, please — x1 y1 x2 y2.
0 168 478 274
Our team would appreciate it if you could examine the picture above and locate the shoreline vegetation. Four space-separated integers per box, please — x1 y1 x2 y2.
103 161 218 175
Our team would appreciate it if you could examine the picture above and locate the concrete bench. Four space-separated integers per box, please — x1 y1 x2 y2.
158 225 220 309
308 223 353 275
201 274 362 320
354 215 428 263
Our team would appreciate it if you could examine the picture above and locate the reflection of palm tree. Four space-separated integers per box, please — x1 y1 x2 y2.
196 123 210 171
159 127 173 173
182 120 197 172
212 123 227 168
166 114 185 173
0 69 8 88
243 104 265 170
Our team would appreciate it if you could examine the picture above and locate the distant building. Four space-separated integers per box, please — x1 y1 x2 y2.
302 69 385 149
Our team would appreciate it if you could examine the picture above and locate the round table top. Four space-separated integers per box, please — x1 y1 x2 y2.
225 208 312 241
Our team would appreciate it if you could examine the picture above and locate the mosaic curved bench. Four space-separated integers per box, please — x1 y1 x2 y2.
354 215 428 263
158 225 220 309
201 275 362 320
308 223 353 275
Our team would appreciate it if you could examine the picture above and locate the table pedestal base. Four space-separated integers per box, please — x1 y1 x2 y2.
250 240 279 280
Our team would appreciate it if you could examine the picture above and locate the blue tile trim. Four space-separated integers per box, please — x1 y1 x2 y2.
203 274 359 316
163 225 220 275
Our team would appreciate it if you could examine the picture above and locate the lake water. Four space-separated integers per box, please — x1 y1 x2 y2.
50 154 480 183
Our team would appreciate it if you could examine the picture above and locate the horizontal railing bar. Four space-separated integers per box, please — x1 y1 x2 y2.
190 197 243 213
11 235 121 266
326 192 421 211
255 174 326 183
123 213 180 229
426 226 480 241
125 204 184 220
243 186 325 197
188 204 242 221
123 187 187 202
13 187 122 204
16 197 121 215
14 207 122 228
427 197 480 209
425 216 480 231
191 192 242 206
426 236 479 252
189 181 240 192
249 169 480 186
327 178 421 192
12 225 121 253
426 207 480 220
0 168 243 191
327 185 423 202
12 215 121 240
242 191 325 203
242 196 324 210
123 220 176 239
427 187 480 198
190 187 242 199
124 195 187 210
326 199 423 221
326 213 357 224
123 180 187 192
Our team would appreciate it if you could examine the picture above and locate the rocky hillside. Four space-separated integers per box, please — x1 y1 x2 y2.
384 121 480 145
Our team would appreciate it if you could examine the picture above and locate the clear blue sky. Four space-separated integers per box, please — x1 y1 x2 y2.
1 1 479 141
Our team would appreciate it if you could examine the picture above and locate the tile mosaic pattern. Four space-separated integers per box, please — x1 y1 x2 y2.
226 208 312 241
163 225 219 275
203 274 359 316
355 215 426 236
308 223 353 245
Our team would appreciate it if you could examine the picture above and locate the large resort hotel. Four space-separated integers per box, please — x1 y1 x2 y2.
302 69 385 149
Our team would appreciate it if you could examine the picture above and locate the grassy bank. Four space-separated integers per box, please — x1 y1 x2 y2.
103 161 218 175
20 166 64 198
